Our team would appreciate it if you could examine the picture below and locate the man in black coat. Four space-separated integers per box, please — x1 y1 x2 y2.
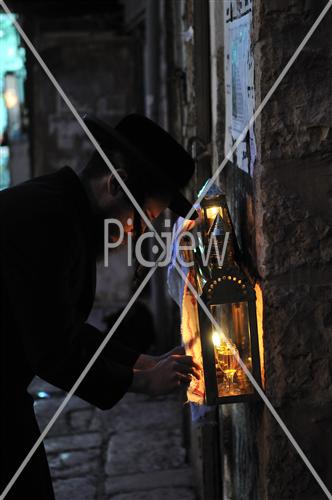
0 114 200 499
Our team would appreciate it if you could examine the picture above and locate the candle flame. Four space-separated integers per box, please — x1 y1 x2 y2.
206 206 219 220
212 331 221 347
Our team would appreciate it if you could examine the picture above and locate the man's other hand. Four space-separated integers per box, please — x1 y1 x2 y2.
130 353 201 396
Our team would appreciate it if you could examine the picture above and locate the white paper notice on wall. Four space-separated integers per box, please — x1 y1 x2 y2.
225 10 256 176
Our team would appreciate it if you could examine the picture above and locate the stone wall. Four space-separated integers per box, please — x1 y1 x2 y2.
26 17 143 328
30 29 138 176
253 0 332 498
184 0 332 498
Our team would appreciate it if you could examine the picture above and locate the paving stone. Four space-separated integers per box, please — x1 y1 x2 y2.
51 460 100 480
90 411 102 431
45 433 102 453
108 487 196 500
53 477 97 500
69 408 100 432
103 399 182 434
105 468 193 495
33 397 71 436
33 391 92 435
105 392 175 409
30 381 194 499
65 397 92 411
49 448 100 469
105 429 186 476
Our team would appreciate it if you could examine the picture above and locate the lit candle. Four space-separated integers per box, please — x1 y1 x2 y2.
212 330 221 348
212 330 225 375
206 206 220 221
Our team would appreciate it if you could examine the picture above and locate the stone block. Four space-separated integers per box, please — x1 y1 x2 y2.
256 177 332 278
105 429 186 476
45 432 102 454
105 468 193 495
102 399 182 435
53 477 97 500
51 460 99 480
108 487 196 500
263 282 332 406
69 408 100 432
33 398 70 437
48 448 101 479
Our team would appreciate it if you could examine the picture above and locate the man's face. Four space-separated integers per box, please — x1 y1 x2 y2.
107 194 170 245
90 171 171 259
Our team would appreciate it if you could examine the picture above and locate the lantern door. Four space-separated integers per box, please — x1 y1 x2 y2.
198 273 262 405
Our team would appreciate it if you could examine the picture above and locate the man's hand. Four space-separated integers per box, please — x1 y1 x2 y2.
130 353 201 396
147 354 201 396
133 345 187 370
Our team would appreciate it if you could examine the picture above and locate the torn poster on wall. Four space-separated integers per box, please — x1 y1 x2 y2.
224 10 256 176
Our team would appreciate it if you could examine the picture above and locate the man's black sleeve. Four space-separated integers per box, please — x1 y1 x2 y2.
1 205 140 410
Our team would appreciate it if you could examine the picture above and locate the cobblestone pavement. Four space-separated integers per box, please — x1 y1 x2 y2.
28 378 196 500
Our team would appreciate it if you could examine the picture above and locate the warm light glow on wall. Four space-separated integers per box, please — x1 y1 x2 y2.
255 282 265 387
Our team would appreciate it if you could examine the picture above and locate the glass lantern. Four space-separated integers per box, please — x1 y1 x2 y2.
193 186 262 405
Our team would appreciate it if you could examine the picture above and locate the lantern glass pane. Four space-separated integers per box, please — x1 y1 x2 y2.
210 302 254 397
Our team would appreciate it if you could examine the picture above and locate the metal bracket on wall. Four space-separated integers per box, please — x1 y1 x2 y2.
187 135 212 162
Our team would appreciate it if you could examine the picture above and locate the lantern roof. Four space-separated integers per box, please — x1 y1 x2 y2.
197 179 225 200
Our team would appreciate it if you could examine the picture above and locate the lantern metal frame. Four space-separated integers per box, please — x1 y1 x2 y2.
191 186 262 405
197 266 262 405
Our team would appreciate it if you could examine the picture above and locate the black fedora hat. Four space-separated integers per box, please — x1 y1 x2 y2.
83 113 198 220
